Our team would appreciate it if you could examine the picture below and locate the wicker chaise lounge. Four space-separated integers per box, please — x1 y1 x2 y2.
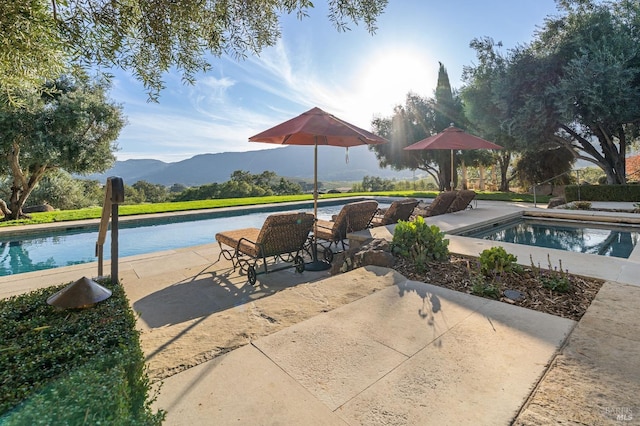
447 189 477 213
215 212 315 285
370 198 419 227
314 200 378 261
419 191 458 217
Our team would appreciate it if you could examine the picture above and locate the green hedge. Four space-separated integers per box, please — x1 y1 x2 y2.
0 280 165 425
565 184 640 202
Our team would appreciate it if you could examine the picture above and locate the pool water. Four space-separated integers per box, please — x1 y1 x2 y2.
463 218 640 258
0 201 388 276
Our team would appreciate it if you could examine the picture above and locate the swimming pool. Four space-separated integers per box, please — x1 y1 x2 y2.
461 217 640 258
0 199 389 276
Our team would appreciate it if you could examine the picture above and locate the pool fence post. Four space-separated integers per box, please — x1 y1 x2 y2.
533 184 537 208
96 181 112 278
576 169 581 201
109 177 125 283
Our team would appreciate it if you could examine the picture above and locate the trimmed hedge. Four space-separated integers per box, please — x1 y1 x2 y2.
0 280 165 425
565 184 640 202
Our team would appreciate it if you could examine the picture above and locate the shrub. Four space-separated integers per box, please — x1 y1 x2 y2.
565 184 640 202
478 246 521 277
0 280 165 424
391 216 449 272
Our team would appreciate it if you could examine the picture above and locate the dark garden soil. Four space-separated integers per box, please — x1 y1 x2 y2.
393 254 605 321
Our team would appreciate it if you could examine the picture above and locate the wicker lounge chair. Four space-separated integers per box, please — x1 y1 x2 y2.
215 212 315 285
420 191 458 217
447 189 477 213
370 198 419 227
314 200 378 261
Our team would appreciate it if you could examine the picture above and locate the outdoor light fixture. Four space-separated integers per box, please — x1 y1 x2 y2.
46 276 112 309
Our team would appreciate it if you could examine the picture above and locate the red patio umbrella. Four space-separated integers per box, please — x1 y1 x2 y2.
249 107 388 270
404 125 503 190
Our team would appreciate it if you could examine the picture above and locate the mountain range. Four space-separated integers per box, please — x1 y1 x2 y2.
84 145 416 186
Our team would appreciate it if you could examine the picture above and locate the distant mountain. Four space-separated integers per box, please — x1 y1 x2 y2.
91 159 169 182
83 146 415 186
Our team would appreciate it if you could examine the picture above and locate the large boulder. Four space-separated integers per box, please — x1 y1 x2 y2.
330 238 395 275
547 197 566 209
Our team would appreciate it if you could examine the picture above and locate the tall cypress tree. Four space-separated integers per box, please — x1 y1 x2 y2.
434 62 461 190
435 62 458 131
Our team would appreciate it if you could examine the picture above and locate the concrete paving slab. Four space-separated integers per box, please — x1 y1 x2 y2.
254 321 409 411
140 266 402 380
474 296 577 347
316 280 491 357
0 263 100 298
154 344 347 426
127 250 213 278
575 281 640 338
336 284 575 426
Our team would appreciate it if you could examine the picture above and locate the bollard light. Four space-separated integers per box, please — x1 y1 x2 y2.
46 276 112 309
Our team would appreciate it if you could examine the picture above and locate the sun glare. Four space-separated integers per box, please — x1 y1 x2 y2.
356 48 437 116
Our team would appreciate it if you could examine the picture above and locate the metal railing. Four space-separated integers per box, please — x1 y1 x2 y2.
532 169 580 208
96 177 125 282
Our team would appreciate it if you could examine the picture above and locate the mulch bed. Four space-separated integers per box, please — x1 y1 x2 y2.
393 255 605 321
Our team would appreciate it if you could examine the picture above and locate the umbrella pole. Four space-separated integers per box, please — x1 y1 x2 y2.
450 150 455 191
306 140 330 271
314 142 318 228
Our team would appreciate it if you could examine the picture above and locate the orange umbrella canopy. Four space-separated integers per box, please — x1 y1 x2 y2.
248 107 388 147
404 125 502 190
404 125 503 151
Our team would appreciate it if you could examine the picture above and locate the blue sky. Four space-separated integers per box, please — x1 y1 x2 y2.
109 0 560 163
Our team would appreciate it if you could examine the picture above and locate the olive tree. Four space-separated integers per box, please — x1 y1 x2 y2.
461 38 518 191
1 0 387 101
0 2 68 99
464 1 640 185
0 73 125 219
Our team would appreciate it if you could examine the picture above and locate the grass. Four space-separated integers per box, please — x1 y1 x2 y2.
0 191 549 228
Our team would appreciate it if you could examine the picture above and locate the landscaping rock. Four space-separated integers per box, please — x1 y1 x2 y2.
330 238 395 275
547 197 566 209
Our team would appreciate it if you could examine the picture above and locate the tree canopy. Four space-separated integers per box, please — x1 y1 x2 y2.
172 170 302 201
462 0 640 185
0 72 125 219
0 2 68 98
1 0 388 101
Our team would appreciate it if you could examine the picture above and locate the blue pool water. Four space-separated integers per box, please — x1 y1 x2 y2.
0 201 388 276
462 217 640 258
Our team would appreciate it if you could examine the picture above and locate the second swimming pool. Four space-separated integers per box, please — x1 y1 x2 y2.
460 216 640 259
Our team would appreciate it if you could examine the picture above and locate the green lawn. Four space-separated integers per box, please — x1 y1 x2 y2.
0 191 548 228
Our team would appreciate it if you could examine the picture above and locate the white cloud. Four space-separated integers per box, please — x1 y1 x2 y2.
113 33 437 162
